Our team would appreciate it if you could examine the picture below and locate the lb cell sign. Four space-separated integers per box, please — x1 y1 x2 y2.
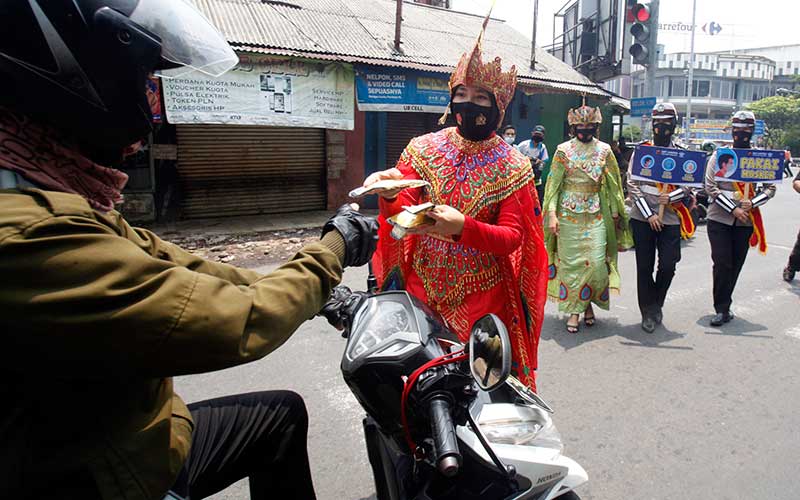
630 145 708 187
711 148 785 183
161 55 355 130
355 66 450 113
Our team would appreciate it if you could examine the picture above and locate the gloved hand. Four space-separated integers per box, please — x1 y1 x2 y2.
322 204 379 268
318 285 368 333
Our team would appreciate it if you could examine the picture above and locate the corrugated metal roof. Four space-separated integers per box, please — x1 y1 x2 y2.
610 96 631 111
190 0 611 97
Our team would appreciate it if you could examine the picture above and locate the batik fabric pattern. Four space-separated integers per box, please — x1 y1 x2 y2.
543 138 633 314
372 127 547 390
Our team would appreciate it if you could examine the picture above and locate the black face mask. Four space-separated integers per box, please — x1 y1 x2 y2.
451 101 499 141
575 127 596 143
653 123 675 146
732 129 753 148
532 133 544 143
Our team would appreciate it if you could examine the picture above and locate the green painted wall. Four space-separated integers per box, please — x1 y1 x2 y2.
504 91 618 154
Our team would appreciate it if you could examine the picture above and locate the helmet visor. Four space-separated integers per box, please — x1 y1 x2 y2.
130 0 238 77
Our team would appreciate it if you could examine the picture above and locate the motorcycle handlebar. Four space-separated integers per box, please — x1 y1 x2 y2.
428 397 461 477
318 286 355 330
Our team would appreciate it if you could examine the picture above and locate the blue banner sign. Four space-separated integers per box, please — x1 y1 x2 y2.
754 119 766 136
630 97 657 117
355 66 450 113
711 148 784 183
630 145 708 187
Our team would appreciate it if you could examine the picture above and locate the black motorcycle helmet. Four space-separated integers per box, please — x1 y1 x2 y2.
0 0 237 164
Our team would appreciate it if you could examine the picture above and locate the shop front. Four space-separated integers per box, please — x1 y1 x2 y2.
355 65 451 207
160 54 355 219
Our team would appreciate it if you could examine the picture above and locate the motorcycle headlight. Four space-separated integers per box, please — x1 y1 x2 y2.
346 299 415 361
478 404 564 452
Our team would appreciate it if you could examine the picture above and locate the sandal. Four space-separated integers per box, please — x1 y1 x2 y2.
566 314 580 334
583 305 596 327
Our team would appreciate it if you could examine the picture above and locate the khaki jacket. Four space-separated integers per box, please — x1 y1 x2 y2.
0 188 343 499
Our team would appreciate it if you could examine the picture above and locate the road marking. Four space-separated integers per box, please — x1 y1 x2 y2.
786 326 800 340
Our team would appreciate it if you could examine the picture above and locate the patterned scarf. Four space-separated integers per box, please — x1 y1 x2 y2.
0 108 128 212
734 182 768 254
656 183 696 239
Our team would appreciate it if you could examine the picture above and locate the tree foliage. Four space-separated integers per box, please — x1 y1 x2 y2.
746 95 800 132
746 95 800 153
621 124 642 142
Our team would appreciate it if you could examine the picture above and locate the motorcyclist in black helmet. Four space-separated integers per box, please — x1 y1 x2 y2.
0 2 377 499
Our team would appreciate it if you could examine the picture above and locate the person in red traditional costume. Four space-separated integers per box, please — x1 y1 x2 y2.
360 14 548 391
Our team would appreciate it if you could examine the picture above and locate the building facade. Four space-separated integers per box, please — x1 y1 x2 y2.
723 44 800 92
119 0 616 222
628 44 800 119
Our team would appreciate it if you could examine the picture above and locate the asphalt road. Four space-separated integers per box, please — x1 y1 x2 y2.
177 176 800 500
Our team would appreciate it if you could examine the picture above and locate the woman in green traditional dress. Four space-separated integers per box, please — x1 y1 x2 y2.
543 104 632 333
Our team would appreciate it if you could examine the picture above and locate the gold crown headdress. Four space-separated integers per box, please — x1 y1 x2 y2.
567 96 603 126
439 0 517 126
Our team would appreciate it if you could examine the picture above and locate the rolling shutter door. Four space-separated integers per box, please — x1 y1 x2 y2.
385 113 431 169
176 125 326 219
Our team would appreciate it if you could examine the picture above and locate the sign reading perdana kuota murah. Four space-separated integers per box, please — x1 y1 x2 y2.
161 55 355 130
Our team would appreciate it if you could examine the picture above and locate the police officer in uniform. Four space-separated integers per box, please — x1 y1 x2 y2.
705 110 776 326
627 103 691 332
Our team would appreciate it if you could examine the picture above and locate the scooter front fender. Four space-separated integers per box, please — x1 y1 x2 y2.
543 455 588 500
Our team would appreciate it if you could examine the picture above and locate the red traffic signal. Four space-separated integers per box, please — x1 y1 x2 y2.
632 3 651 22
628 1 653 65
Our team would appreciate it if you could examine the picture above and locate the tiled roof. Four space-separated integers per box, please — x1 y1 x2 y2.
191 0 611 97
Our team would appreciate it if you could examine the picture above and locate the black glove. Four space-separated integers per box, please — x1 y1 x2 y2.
321 205 379 268
318 285 368 333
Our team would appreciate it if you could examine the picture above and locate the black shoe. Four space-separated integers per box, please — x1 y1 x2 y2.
641 316 656 333
710 311 734 326
784 267 796 283
654 309 663 325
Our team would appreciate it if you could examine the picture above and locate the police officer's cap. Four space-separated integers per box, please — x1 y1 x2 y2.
652 102 678 120
731 110 756 128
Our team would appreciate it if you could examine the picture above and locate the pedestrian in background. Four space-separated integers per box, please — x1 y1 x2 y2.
518 124 550 202
783 168 800 282
784 147 793 178
502 124 517 145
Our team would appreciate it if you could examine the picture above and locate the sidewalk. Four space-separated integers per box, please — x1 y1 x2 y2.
144 210 335 240
145 208 380 240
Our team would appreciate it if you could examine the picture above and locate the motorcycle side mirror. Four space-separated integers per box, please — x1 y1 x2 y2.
468 314 512 392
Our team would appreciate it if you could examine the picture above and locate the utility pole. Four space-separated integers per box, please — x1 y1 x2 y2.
683 0 698 144
394 0 403 52
644 0 659 97
530 0 539 70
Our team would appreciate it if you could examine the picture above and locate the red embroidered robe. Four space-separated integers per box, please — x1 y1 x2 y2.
372 128 547 390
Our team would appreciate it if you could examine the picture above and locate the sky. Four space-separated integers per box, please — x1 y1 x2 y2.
450 0 797 55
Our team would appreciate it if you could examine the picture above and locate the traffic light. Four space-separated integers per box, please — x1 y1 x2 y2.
628 2 652 66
